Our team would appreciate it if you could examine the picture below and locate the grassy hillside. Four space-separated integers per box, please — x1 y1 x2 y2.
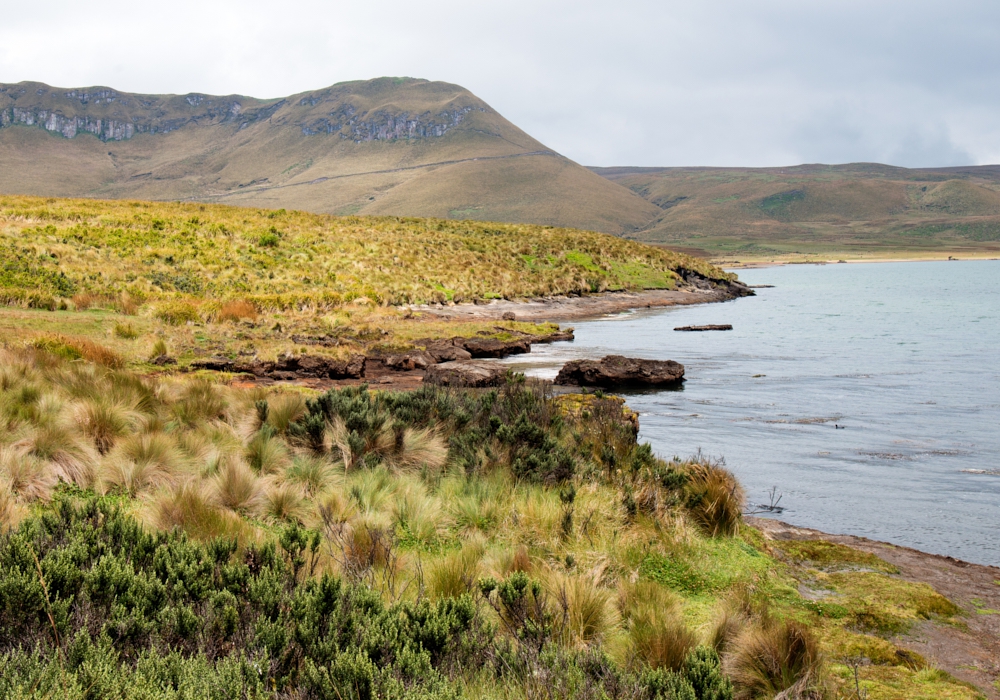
0 195 732 368
0 349 981 699
593 164 1000 261
0 78 660 235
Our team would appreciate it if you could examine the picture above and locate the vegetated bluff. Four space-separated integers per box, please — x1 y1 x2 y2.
0 78 658 235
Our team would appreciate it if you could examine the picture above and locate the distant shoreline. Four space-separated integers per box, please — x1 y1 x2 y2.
721 254 1000 269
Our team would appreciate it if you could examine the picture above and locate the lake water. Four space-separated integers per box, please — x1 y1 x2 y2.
502 261 1000 566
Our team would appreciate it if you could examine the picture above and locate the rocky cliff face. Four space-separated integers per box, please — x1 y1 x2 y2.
0 80 490 144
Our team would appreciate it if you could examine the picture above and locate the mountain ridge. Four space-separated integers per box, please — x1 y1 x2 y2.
0 77 660 234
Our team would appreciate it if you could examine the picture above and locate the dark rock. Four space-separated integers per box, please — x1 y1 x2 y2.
150 354 177 366
424 361 509 387
383 352 434 371
190 356 236 372
529 330 574 343
425 343 472 363
673 325 733 332
458 336 531 358
554 355 685 388
194 353 366 380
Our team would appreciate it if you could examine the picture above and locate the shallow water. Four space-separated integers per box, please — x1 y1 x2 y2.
502 260 1000 566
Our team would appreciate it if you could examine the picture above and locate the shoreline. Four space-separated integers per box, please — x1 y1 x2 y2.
721 254 1000 269
753 517 1000 698
407 286 744 323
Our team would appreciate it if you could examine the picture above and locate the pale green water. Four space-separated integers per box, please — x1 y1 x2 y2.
504 261 1000 565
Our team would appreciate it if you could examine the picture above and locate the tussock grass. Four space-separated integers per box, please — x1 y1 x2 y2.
0 447 55 501
0 348 977 700
551 572 618 647
725 619 825 700
72 396 141 454
245 428 291 475
684 458 745 537
429 542 484 600
100 432 185 496
213 458 264 513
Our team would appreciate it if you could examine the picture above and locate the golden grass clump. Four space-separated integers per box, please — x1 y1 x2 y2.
429 542 484 600
245 429 291 475
684 458 745 537
552 572 618 647
724 619 825 700
31 335 124 369
100 432 186 497
0 447 56 502
73 397 141 454
286 455 337 498
113 322 139 340
261 481 306 523
217 300 259 323
213 459 264 513
391 477 448 544
263 393 306 434
619 580 696 670
14 422 98 488
147 481 249 542
0 482 27 532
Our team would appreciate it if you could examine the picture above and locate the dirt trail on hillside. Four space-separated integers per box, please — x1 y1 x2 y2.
751 517 1000 698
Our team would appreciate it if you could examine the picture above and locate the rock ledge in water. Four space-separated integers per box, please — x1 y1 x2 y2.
674 324 733 332
554 355 684 388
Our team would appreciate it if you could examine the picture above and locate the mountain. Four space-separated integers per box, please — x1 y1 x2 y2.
0 78 660 234
592 164 1000 259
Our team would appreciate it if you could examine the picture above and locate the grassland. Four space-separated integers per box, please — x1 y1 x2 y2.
0 195 730 369
0 194 988 698
0 348 984 699
594 164 1000 262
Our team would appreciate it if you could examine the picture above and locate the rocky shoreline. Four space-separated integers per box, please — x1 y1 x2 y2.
406 279 753 323
754 517 1000 698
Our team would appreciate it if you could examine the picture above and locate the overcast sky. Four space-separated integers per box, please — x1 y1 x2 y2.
1 0 997 168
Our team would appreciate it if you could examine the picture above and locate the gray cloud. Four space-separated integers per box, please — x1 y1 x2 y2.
0 0 996 167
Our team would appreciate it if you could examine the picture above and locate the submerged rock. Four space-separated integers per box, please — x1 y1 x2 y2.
423 360 509 387
554 355 685 388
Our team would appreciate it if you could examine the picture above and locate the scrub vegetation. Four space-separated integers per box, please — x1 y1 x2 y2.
0 346 979 699
0 194 734 368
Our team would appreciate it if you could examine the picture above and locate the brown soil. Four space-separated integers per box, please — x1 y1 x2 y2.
751 517 1000 698
407 287 740 322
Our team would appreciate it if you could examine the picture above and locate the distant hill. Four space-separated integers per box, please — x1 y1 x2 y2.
0 78 659 235
592 164 1000 259
5 78 1000 260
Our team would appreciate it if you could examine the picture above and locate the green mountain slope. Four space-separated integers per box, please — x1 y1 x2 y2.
592 164 1000 260
0 78 660 235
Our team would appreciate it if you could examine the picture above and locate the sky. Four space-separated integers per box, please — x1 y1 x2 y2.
1 0 998 168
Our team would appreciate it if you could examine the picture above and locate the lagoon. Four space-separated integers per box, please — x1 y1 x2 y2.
503 260 1000 566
